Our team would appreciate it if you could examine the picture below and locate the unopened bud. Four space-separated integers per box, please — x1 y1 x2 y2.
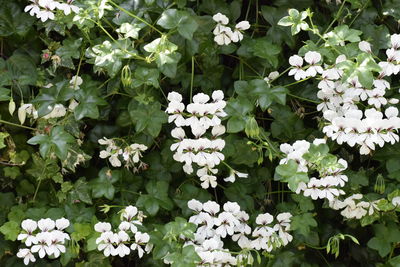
245 117 260 139
121 65 132 87
8 98 15 115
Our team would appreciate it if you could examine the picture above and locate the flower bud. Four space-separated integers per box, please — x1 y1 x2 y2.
18 103 27 125
121 65 132 87
245 117 260 138
8 98 15 115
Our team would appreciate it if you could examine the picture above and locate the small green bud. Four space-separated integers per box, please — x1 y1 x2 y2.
245 117 260 139
121 65 132 87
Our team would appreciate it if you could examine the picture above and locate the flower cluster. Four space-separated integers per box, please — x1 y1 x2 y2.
279 139 348 201
16 218 70 265
167 91 245 188
329 194 380 219
184 200 292 266
98 137 148 170
287 37 400 154
212 13 250 46
25 0 79 22
95 206 152 258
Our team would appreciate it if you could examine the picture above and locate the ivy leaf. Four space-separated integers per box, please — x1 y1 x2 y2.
86 40 137 77
56 38 83 69
32 81 74 117
275 159 309 191
90 168 120 200
337 53 381 88
74 86 107 120
324 25 362 46
225 97 253 133
27 126 75 160
6 52 37 86
70 178 93 205
136 180 173 216
116 23 142 39
367 223 400 257
128 100 168 138
277 8 309 35
157 9 198 39
291 213 317 236
0 2 34 37
143 37 182 78
132 67 160 88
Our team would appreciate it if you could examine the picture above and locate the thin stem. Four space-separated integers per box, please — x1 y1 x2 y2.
317 0 347 45
190 56 194 103
287 93 320 104
32 179 42 202
0 119 36 130
109 0 163 35
348 0 370 27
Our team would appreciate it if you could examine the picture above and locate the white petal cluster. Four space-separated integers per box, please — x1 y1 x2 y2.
287 36 400 155
16 218 70 265
328 194 380 219
24 0 80 22
181 200 292 266
98 137 148 170
42 104 67 119
70 75 83 90
18 103 39 125
95 205 152 258
280 139 348 200
288 51 323 80
212 13 250 46
166 91 239 189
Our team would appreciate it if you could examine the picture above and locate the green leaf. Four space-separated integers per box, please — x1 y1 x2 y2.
0 221 19 241
90 168 120 200
367 223 400 257
291 213 317 236
225 97 253 133
0 132 9 149
324 25 362 46
33 81 74 117
56 38 83 69
116 23 142 39
128 100 168 137
27 126 75 160
0 2 34 37
157 9 198 39
132 67 160 88
70 178 93 205
74 86 107 120
6 52 37 86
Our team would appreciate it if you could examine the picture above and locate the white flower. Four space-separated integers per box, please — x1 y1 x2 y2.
392 196 400 206
224 169 248 183
188 199 203 212
214 26 233 45
38 218 55 232
55 218 70 230
255 213 273 225
359 41 372 53
391 34 400 49
112 231 131 257
231 21 250 42
57 0 80 15
212 13 229 25
17 248 36 265
203 201 220 216
18 219 38 246
94 222 112 233
304 51 323 77
70 75 83 90
200 174 217 189
97 231 116 257
31 232 51 258
288 55 307 80
42 104 67 119
130 232 150 258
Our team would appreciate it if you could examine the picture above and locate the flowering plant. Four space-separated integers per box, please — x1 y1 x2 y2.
0 0 400 266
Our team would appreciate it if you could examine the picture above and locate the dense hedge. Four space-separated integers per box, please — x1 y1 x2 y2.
0 0 400 266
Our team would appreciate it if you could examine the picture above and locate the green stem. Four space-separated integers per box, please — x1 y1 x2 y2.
190 56 194 103
287 93 320 104
0 119 36 130
108 0 163 35
32 179 42 202
317 0 347 45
